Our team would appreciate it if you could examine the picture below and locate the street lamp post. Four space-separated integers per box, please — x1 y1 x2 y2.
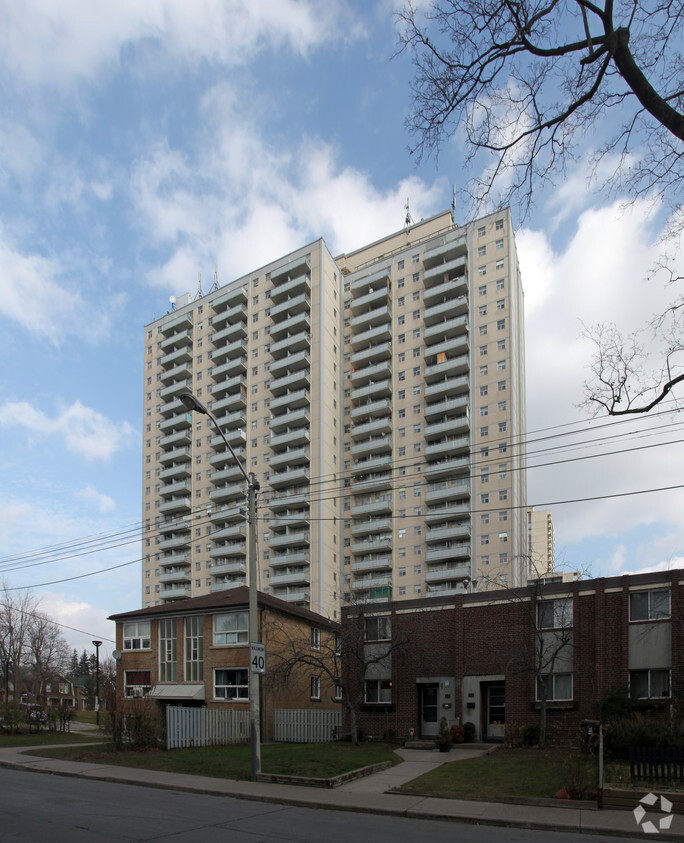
180 391 262 779
92 640 102 726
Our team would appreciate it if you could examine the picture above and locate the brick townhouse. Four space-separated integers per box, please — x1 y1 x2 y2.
342 569 684 741
110 587 341 740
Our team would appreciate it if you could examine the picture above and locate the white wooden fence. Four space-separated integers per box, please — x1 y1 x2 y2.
273 709 341 743
166 706 249 749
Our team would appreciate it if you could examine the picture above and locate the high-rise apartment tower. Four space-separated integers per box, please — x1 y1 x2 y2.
142 208 526 618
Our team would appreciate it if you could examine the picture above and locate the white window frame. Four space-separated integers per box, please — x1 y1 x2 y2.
310 675 321 700
123 621 151 650
365 679 392 704
159 618 177 682
537 672 573 701
629 589 670 622
311 627 321 650
213 612 249 645
537 598 573 629
124 669 152 698
214 667 249 700
185 615 204 682
365 616 391 641
629 668 671 699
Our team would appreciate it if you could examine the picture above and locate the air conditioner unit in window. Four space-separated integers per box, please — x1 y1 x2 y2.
132 686 144 698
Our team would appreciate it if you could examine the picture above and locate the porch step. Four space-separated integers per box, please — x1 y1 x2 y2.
404 740 438 750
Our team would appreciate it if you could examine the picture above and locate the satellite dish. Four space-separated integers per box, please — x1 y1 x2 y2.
112 650 122 662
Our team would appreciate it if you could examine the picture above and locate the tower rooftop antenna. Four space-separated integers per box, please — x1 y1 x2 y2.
404 198 414 234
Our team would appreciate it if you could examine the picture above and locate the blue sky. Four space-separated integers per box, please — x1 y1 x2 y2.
0 0 683 656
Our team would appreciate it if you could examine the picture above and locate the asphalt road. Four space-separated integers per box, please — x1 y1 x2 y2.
0 768 642 842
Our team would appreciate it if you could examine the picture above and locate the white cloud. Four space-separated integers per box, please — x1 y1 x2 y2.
75 484 116 514
0 400 136 461
39 592 116 653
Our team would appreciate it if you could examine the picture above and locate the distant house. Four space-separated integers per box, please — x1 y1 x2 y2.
109 587 340 739
36 675 76 709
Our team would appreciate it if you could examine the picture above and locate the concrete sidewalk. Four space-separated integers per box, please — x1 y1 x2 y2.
0 741 674 840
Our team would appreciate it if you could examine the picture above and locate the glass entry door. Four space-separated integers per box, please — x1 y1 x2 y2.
486 683 506 739
420 684 439 736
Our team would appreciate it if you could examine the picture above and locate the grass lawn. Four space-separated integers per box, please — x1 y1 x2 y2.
0 731 102 748
24 740 400 780
400 747 598 800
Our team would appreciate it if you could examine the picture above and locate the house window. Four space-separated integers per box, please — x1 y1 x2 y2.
185 616 204 682
159 618 177 682
123 621 151 650
311 627 321 650
124 670 151 698
214 668 248 699
365 679 392 704
214 612 249 644
629 589 670 621
310 675 321 699
537 673 572 701
334 684 343 701
365 616 391 641
537 598 573 629
629 669 670 699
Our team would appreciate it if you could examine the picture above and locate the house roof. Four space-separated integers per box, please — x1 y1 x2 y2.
109 586 340 630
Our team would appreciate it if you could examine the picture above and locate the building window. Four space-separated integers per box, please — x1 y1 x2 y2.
334 684 343 701
311 627 321 650
629 669 670 699
537 598 573 629
365 616 391 641
310 675 321 699
496 219 504 230
123 621 151 650
124 670 151 698
365 679 392 704
159 618 177 682
214 668 248 700
185 616 203 682
213 612 249 644
538 673 572 701
478 266 487 276
629 589 670 621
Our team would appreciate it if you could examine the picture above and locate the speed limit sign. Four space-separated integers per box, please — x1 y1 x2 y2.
250 642 266 674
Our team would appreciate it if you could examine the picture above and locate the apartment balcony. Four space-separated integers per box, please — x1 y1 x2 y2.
351 344 392 371
269 530 310 549
271 589 310 604
353 455 393 474
209 301 247 328
423 235 467 267
426 522 471 543
269 350 310 377
160 429 191 449
160 585 192 601
210 483 246 503
350 286 390 314
159 534 191 552
269 330 310 357
210 505 244 524
425 479 471 504
269 491 309 511
352 536 392 554
209 448 246 472
424 354 469 383
210 320 248 345
269 292 310 321
159 463 191 481
270 552 309 568
424 375 469 400
211 463 246 484
160 328 192 351
269 428 310 449
350 398 392 420
210 357 247 380
161 346 192 368
424 315 469 341
158 446 191 466
351 266 391 296
351 517 392 537
270 254 311 288
158 411 191 433
269 511 309 530
270 467 310 488
350 360 392 385
269 311 310 340
269 407 309 432
425 502 470 523
350 417 392 440
424 296 468 326
158 497 191 515
354 592 392 605
351 304 391 332
211 560 246 577
422 277 468 307
425 435 470 458
160 479 191 498
269 267 311 302
422 255 468 285
211 579 245 593
424 333 469 360
160 312 193 336
425 455 470 478
425 543 470 563
159 568 191 585
210 285 248 312
270 369 310 396
350 323 392 350
160 551 189 566
351 471 393 494
160 398 186 419
270 389 310 412
211 523 246 542
158 517 188 536
351 556 393 574
210 337 247 364
351 496 392 517
351 575 392 591
269 569 310 587
210 542 246 559
424 394 469 420
270 447 309 469
425 565 470 584
209 374 246 398
351 436 392 459
210 394 247 419
351 379 391 402
425 413 469 440
159 378 191 400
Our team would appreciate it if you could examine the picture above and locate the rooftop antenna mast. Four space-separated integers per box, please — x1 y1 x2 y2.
451 184 457 217
404 198 414 234
211 264 219 291
195 272 203 300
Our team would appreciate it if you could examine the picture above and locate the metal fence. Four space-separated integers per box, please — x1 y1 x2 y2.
166 706 250 750
273 708 341 743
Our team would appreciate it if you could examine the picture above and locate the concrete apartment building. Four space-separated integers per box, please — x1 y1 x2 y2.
142 207 526 618
527 507 555 575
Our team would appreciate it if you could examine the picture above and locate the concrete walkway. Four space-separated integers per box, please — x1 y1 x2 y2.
0 739 675 840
